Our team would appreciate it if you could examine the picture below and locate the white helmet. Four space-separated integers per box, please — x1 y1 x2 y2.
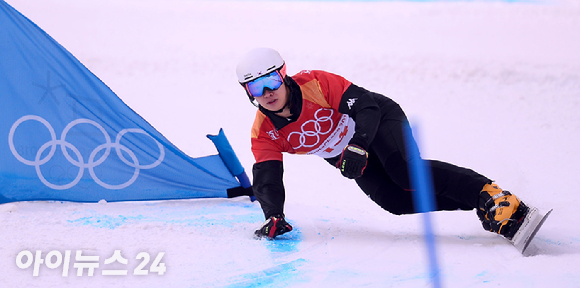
236 48 285 84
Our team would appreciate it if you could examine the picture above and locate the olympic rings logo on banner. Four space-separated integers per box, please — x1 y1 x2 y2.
8 115 165 190
288 108 334 149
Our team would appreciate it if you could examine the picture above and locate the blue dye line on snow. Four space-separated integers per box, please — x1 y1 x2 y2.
68 213 144 229
68 201 263 229
223 227 306 287
225 258 310 288
68 211 263 229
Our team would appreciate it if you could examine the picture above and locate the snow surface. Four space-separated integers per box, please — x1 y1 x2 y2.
2 0 580 287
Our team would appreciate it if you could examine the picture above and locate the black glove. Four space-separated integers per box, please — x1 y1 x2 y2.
337 144 368 179
254 214 293 239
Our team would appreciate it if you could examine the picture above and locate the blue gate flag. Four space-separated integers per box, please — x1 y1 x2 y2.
0 1 245 204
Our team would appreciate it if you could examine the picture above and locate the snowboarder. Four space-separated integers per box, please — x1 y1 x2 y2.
237 47 540 250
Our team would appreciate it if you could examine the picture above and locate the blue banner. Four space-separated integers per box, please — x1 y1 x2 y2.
0 1 242 203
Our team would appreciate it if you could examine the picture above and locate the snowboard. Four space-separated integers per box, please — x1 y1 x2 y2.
510 207 553 255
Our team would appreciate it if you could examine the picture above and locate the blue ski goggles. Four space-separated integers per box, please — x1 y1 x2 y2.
244 70 283 98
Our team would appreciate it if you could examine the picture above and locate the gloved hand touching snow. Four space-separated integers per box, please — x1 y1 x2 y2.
254 214 293 239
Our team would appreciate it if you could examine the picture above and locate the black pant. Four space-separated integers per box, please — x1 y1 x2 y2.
327 96 489 215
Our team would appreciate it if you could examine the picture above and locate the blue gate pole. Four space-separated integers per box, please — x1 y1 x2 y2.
403 121 442 288
207 128 256 201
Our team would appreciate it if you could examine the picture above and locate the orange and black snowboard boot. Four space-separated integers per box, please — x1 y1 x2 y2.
476 183 529 239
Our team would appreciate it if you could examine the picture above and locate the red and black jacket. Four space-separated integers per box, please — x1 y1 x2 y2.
251 70 383 218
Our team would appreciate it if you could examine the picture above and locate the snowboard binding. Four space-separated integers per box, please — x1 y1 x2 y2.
476 183 552 254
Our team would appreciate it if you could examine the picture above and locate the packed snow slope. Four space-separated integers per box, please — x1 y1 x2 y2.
2 0 580 287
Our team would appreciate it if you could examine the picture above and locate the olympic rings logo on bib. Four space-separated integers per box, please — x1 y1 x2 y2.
288 108 334 149
8 115 165 190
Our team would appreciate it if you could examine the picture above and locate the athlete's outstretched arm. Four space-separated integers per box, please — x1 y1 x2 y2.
252 160 286 219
